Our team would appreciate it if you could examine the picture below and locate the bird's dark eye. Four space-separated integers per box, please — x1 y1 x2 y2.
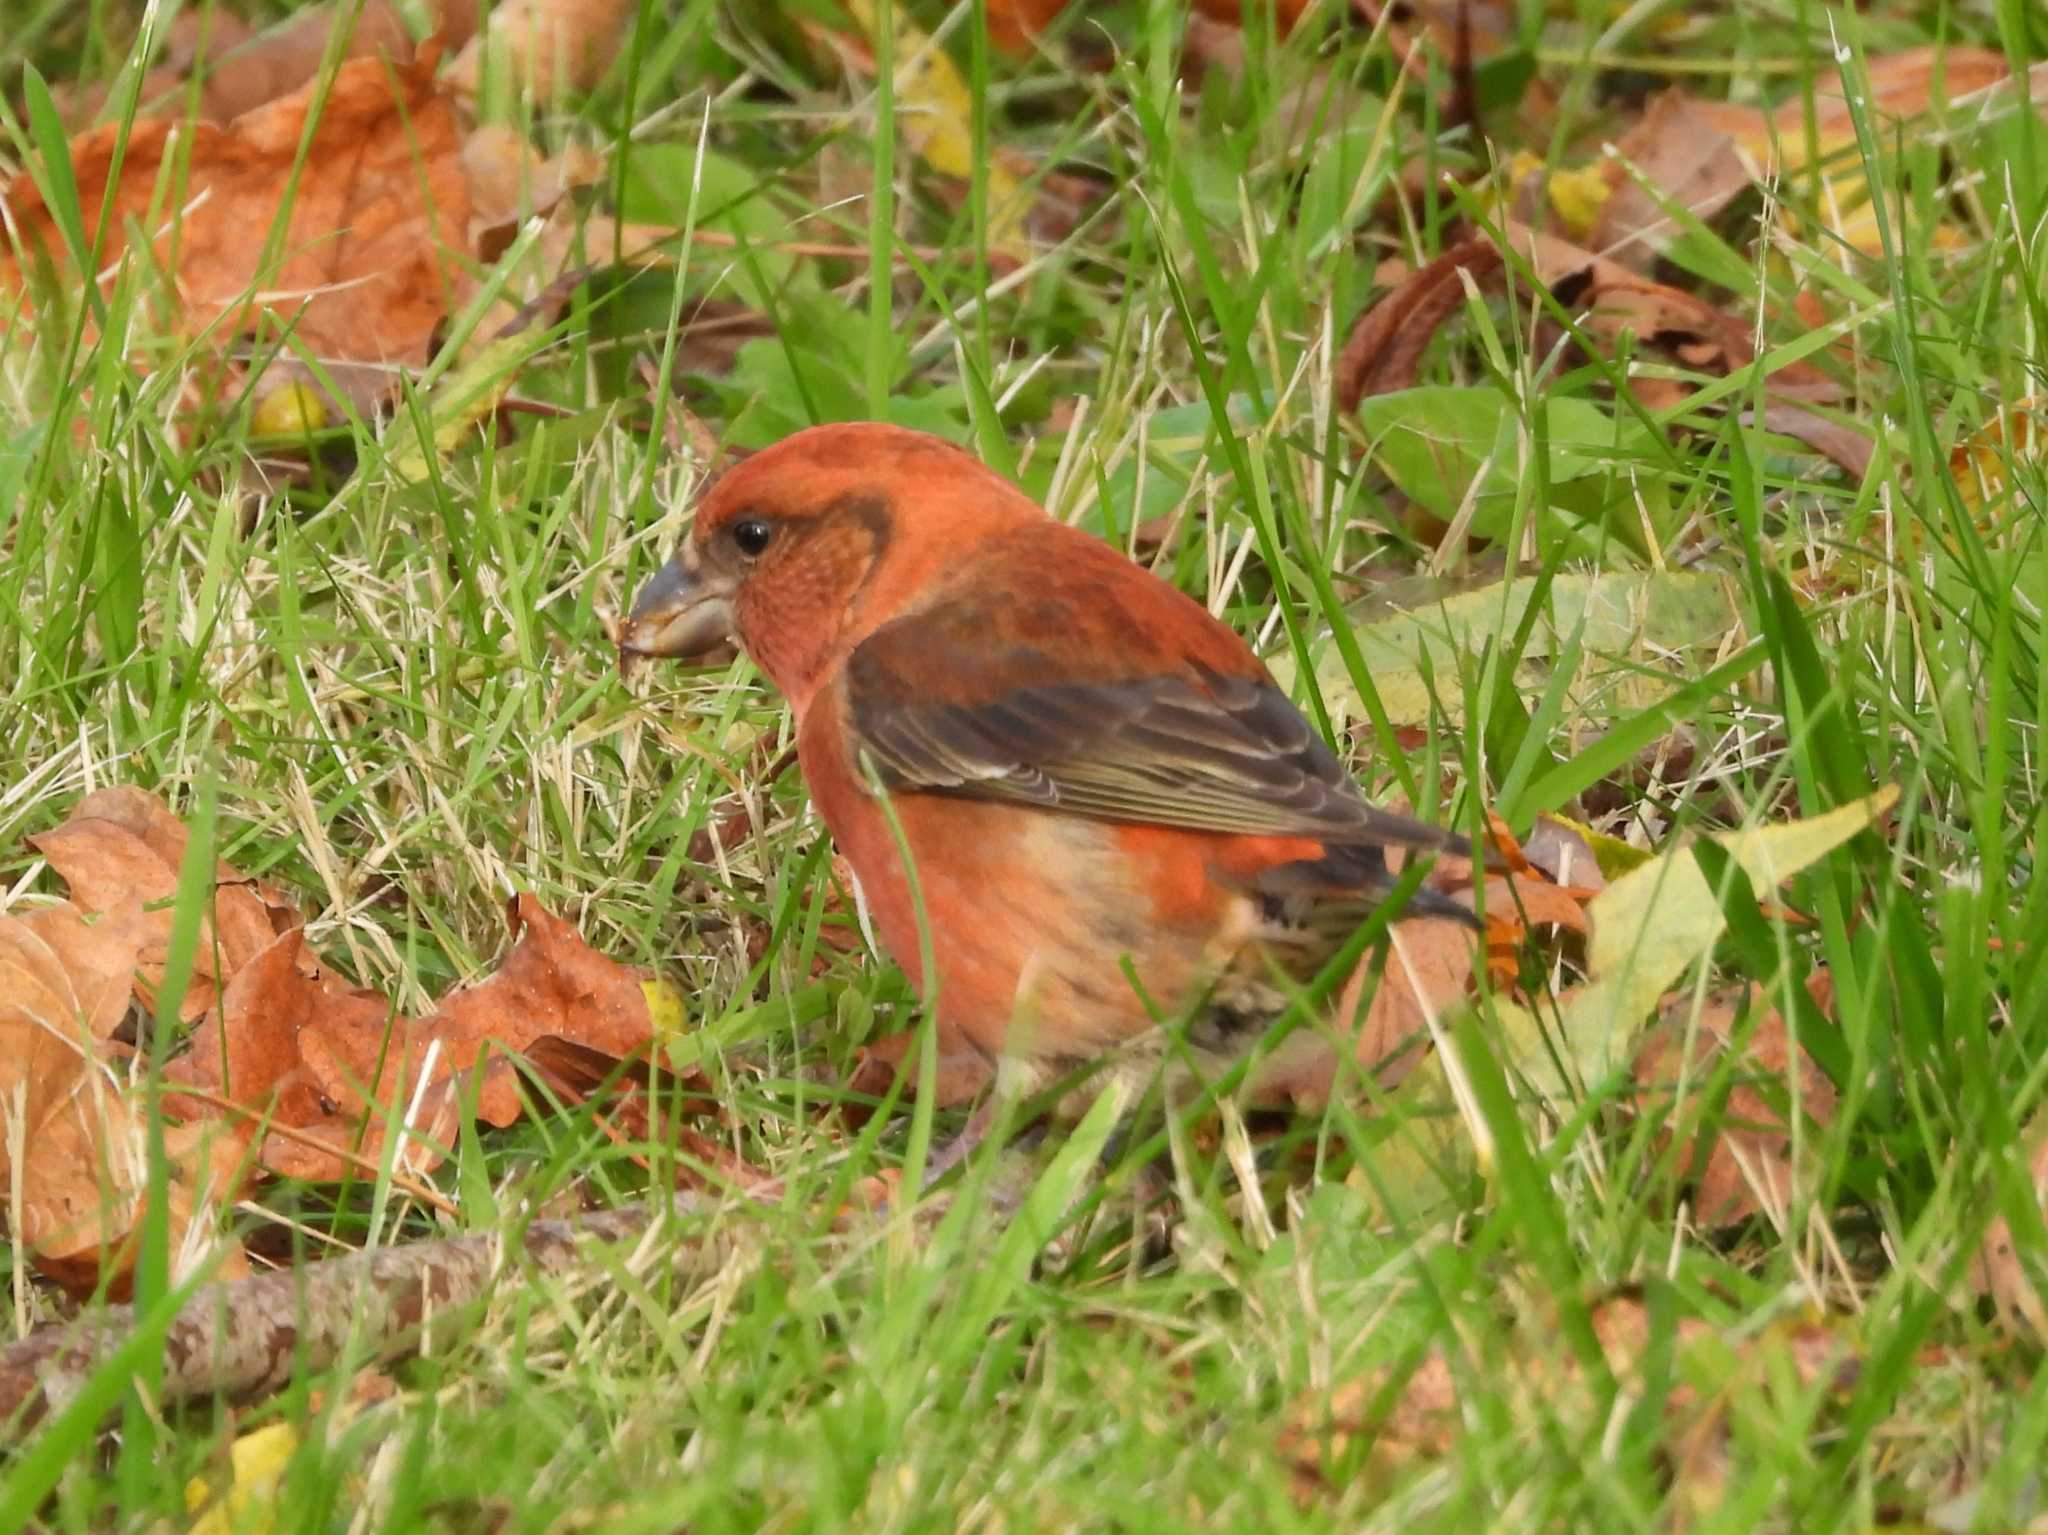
731 518 774 558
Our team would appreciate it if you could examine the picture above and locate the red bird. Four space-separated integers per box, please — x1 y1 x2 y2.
621 423 1471 1119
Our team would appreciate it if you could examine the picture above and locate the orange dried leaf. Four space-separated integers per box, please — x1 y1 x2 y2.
0 903 248 1293
1 50 471 379
1337 239 1504 410
420 894 664 1128
29 787 301 1020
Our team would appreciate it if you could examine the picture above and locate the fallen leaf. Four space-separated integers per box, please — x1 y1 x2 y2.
54 9 258 128
54 1 478 131
1598 48 2025 259
519 1032 714 1151
29 787 302 1021
1949 397 2045 523
1280 1349 1459 1492
185 1420 300 1535
849 1030 999 1110
1632 973 1839 1226
983 0 1076 54
1592 91 1757 269
159 928 417 1182
1975 1117 2048 1338
3 51 466 377
1337 238 1503 409
425 896 664 1128
166 894 668 1178
836 0 1030 257
1744 404 1875 482
22 791 673 1221
1339 219 1863 474
1192 0 1317 29
0 902 250 1292
1351 0 1516 78
1494 786 1893 1110
446 0 638 99
1701 46 2016 177
1520 814 1610 894
3 32 590 429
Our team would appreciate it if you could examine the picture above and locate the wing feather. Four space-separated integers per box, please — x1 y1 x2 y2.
843 603 1457 852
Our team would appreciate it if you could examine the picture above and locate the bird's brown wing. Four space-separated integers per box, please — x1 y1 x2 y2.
837 532 1459 853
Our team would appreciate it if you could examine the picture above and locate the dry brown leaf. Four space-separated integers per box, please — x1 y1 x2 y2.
166 894 666 1178
29 787 302 1021
464 125 605 235
519 1034 716 1153
1593 91 1755 269
1520 814 1609 895
1695 46 2016 177
3 34 590 426
987 0 1321 54
424 895 663 1127
1975 1118 2048 1337
1631 972 1838 1227
1336 238 1504 410
983 0 1078 54
3 51 467 371
1744 404 1874 481
0 903 250 1293
1339 915 1475 1073
158 928 404 1180
1340 219 1867 475
1599 48 2023 260
447 0 638 99
27 791 669 1192
51 1 480 130
1189 0 1318 32
1351 0 1552 130
1949 397 2045 522
54 10 258 128
1279 1350 1459 1492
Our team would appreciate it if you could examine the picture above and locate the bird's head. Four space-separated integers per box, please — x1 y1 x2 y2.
619 422 1042 711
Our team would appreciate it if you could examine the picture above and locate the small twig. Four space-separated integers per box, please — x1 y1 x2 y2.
0 1196 714 1442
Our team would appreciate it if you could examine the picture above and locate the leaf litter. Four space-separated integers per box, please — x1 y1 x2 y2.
4 789 682 1293
1281 1287 1858 1513
0 0 627 431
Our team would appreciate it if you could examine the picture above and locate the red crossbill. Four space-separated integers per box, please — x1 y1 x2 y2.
622 423 1471 1114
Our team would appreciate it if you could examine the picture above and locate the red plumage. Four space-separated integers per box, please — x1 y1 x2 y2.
622 423 1470 1100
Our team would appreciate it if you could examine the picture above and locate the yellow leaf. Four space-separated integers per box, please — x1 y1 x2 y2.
186 1422 299 1535
844 0 1027 254
1503 786 1896 1103
642 978 686 1036
1546 162 1615 238
249 380 329 438
385 333 542 483
1713 784 1897 895
1949 398 2046 522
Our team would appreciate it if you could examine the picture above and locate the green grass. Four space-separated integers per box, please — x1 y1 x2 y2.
3 0 2047 1529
